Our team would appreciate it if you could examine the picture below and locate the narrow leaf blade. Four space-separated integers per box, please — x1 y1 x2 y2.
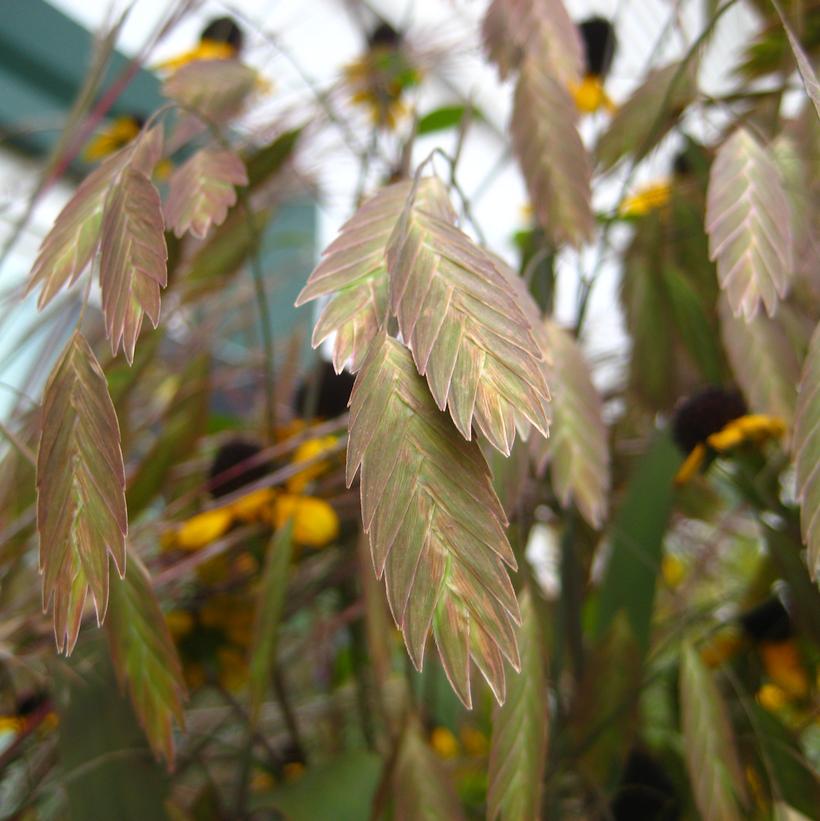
680 642 746 821
249 522 294 723
719 294 801 425
106 556 187 766
487 588 548 821
532 319 609 527
596 61 697 170
794 322 820 580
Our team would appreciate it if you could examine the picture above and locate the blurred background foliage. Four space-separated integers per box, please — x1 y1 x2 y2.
0 0 818 819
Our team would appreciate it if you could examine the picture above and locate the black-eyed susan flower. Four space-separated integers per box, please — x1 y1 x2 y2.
84 113 144 162
430 726 460 759
163 437 340 552
286 435 340 494
343 22 421 130
671 387 786 485
571 17 617 115
618 181 672 218
155 16 243 72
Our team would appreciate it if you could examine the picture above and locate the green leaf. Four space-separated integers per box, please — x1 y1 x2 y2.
746 701 820 819
166 148 248 239
487 588 548 820
719 294 801 425
163 59 258 122
37 332 127 654
264 750 382 821
794 322 820 580
106 556 187 766
387 178 551 455
512 54 594 248
596 61 698 170
532 319 609 528
182 206 272 301
55 642 171 820
662 266 725 384
772 0 820 118
482 0 583 83
596 431 679 652
392 719 465 820
706 128 793 320
243 127 302 189
100 167 168 364
679 642 747 821
348 334 520 707
417 105 482 135
126 353 211 517
248 522 293 724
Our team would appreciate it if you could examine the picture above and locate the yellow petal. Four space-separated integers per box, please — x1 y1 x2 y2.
570 76 611 114
176 507 234 550
706 423 746 452
618 181 672 218
274 494 339 547
700 630 743 668
757 683 789 712
460 725 489 757
229 488 276 523
661 554 686 588
286 435 339 493
154 40 237 71
165 609 195 640
760 640 809 698
674 443 706 486
430 726 459 759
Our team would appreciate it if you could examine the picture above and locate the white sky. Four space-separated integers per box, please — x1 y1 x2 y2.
1 0 764 418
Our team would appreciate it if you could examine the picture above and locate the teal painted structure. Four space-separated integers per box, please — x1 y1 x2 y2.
0 0 318 421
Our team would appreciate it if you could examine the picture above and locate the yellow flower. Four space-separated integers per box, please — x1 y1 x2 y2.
569 75 616 115
250 769 276 792
0 716 25 735
674 414 786 486
274 494 339 547
460 726 489 757
618 181 672 218
706 414 786 452
83 115 142 161
757 683 789 712
430 726 459 759
154 40 237 72
217 646 248 691
343 48 420 130
759 641 809 698
283 762 305 781
674 443 707 486
176 507 233 550
165 610 195 640
700 630 743 668
183 662 206 690
661 554 686 588
286 435 339 493
229 487 276 523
